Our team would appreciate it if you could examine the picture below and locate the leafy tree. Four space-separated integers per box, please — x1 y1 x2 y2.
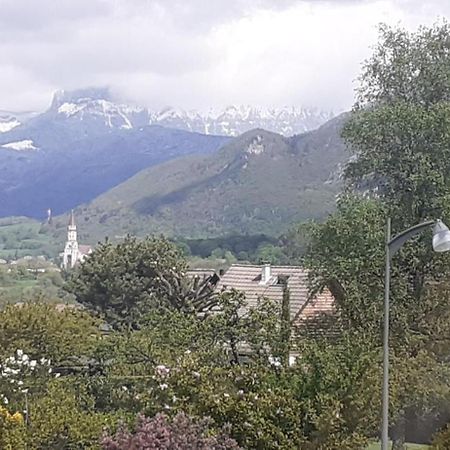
303 22 450 446
342 25 450 323
304 195 386 332
27 380 115 450
254 243 289 265
0 303 101 365
355 22 450 108
299 24 450 330
66 236 189 328
209 290 283 365
278 222 312 264
292 334 380 449
344 101 450 227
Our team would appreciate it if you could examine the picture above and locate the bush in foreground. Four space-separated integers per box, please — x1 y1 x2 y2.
101 412 241 450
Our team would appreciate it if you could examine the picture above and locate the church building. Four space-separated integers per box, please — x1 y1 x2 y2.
62 211 93 270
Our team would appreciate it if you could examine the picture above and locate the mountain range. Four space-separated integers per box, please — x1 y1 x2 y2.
2 88 333 137
66 114 348 241
0 88 348 242
149 105 333 136
0 89 229 218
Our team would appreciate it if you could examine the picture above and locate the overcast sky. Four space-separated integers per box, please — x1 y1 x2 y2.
0 0 449 113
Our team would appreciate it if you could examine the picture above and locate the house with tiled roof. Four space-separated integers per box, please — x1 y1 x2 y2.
215 263 334 326
215 263 336 363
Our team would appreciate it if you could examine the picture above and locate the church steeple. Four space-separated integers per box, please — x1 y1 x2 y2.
67 210 77 242
69 209 75 227
62 210 92 270
62 210 79 270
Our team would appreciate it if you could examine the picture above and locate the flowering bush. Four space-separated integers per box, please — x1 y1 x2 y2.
101 412 241 450
0 349 55 411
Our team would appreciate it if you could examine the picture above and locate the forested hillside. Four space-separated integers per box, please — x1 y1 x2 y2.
65 114 347 241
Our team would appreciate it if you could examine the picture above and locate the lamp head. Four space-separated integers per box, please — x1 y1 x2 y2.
432 220 450 252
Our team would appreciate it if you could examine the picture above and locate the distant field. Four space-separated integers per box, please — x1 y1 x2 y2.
0 217 61 260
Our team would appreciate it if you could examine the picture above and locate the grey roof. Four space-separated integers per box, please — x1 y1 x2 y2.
186 269 217 279
215 264 334 324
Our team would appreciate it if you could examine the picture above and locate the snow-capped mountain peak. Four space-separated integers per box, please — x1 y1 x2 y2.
50 89 149 130
149 104 333 136
4 88 334 137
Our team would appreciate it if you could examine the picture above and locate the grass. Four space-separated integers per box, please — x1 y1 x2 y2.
367 442 430 449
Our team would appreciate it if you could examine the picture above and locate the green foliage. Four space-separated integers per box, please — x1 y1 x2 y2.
343 101 450 225
432 424 450 449
0 284 384 449
336 22 450 342
182 234 278 259
292 335 380 449
66 236 188 328
356 22 450 108
305 195 386 331
0 303 101 364
0 406 26 450
0 266 68 306
278 222 312 263
27 380 115 450
0 217 59 260
300 21 450 446
78 293 381 449
211 290 283 365
0 304 117 449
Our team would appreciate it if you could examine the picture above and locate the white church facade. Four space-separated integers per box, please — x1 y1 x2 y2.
62 211 93 270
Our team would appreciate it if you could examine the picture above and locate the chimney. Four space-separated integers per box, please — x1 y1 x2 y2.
261 262 271 284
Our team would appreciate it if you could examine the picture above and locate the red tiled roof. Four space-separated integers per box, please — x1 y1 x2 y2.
215 264 334 325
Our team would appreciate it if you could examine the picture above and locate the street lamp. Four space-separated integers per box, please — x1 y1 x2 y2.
381 218 450 450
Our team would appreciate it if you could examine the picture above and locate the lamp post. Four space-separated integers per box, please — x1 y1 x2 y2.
381 218 450 450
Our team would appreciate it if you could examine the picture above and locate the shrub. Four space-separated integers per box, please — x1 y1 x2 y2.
101 412 241 449
432 424 450 449
0 406 26 450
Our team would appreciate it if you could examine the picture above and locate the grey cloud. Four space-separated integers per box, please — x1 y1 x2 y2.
0 0 448 112
0 10 218 94
116 0 303 32
0 0 112 32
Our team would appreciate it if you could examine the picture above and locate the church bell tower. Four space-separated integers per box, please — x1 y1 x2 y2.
62 210 79 269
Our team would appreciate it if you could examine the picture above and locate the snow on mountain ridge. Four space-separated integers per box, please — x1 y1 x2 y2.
57 102 85 117
54 97 148 130
148 104 333 136
0 116 20 133
6 88 334 137
1 139 37 151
